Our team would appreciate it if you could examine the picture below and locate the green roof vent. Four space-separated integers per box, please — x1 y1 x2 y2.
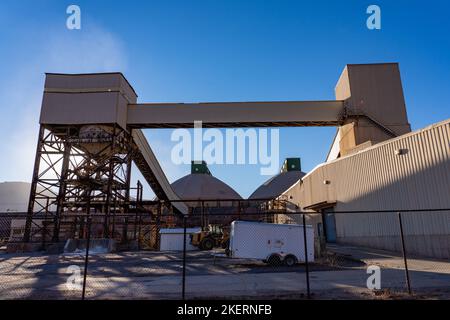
191 161 211 175
281 158 301 172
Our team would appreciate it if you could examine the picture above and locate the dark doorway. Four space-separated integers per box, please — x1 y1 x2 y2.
322 207 336 243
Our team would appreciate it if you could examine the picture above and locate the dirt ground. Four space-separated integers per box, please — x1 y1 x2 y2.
1 246 449 300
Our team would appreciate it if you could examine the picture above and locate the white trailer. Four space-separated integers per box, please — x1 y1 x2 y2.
229 221 314 266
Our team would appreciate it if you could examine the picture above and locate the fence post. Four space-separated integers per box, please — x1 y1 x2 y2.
398 212 412 294
82 216 92 300
238 201 241 220
302 213 311 299
41 197 50 249
137 212 142 250
134 203 138 240
182 215 187 300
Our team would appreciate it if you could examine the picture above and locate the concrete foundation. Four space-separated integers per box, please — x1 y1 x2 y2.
64 238 117 253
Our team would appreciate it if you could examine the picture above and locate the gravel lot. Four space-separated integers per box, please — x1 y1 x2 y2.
1 246 449 300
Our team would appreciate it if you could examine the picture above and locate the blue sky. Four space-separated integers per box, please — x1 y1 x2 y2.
0 0 449 198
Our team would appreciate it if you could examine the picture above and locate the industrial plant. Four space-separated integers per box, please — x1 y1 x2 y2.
10 62 446 256
1 62 449 300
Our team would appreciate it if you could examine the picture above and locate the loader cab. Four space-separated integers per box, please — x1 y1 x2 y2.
190 224 230 251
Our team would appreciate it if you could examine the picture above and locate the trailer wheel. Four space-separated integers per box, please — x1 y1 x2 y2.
200 237 214 250
267 254 282 266
284 254 298 267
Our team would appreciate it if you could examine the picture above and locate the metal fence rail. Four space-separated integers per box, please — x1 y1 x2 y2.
0 204 449 300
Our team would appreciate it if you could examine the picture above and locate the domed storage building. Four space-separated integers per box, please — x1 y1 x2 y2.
249 158 306 223
169 161 243 227
171 161 242 202
249 158 305 200
158 161 243 251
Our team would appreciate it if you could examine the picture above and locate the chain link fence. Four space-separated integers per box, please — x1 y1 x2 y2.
0 204 449 300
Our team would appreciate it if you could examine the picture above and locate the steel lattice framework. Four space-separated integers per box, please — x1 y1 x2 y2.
24 125 134 242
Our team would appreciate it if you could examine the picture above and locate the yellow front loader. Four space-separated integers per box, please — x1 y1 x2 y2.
190 225 230 251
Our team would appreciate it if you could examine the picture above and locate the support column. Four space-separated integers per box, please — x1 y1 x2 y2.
52 141 71 242
24 125 45 242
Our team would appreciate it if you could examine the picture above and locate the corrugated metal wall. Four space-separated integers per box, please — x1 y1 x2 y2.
299 119 450 258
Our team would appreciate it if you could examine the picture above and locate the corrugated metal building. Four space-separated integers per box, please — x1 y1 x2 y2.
296 119 450 259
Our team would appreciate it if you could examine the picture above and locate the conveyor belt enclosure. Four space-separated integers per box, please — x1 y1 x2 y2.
127 101 345 128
